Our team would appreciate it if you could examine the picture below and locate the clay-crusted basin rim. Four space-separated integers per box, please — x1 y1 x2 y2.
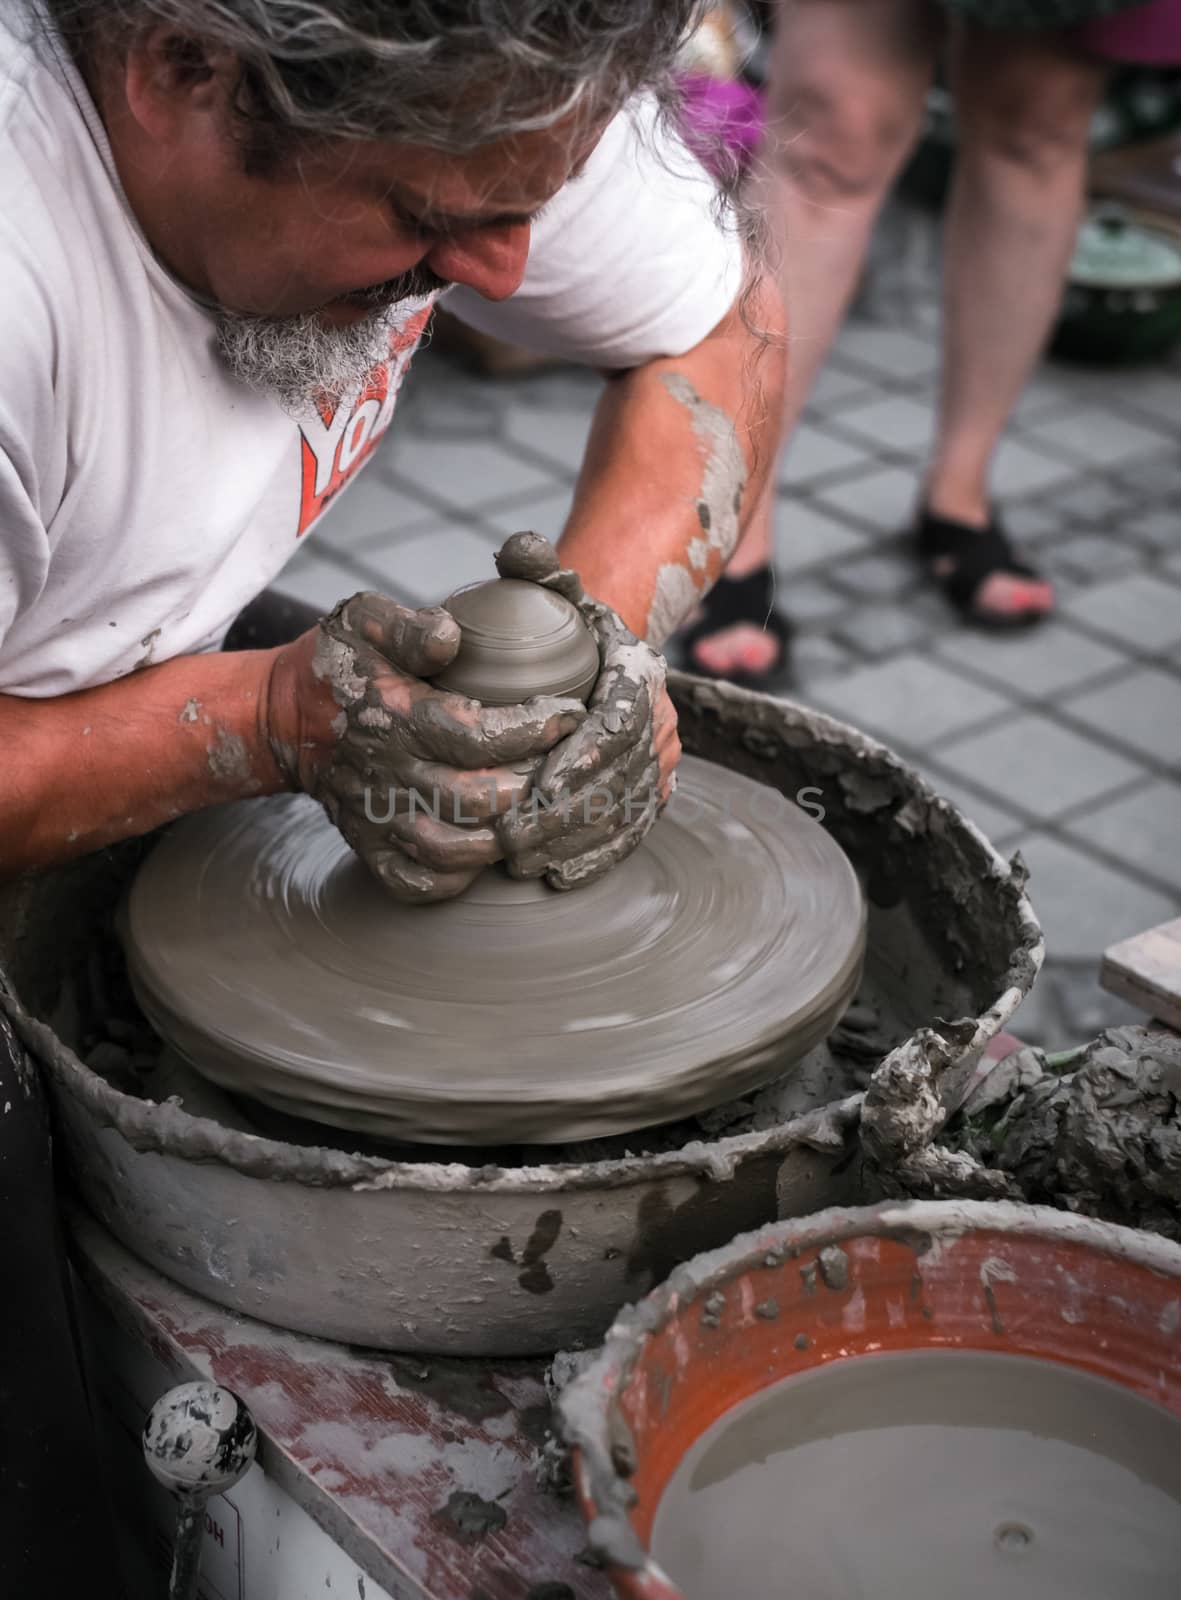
1 677 1043 1191
559 1199 1181 1578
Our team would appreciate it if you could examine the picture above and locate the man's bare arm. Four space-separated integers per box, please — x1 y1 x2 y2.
0 592 585 892
555 274 786 644
0 650 286 875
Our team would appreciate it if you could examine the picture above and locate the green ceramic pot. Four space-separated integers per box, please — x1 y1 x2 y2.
1051 206 1181 364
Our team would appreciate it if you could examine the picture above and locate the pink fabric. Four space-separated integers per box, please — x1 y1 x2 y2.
1074 0 1181 63
676 74 765 177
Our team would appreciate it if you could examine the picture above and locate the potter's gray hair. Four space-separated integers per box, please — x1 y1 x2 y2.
45 0 706 157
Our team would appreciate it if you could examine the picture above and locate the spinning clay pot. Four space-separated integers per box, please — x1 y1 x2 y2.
120 543 867 1148
432 574 600 705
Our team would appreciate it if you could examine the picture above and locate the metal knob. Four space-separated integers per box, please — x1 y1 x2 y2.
143 1382 257 1600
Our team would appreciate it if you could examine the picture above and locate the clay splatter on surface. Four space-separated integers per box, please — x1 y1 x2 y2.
430 1489 507 1544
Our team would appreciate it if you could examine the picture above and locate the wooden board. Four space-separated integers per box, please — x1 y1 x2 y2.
1101 917 1181 1032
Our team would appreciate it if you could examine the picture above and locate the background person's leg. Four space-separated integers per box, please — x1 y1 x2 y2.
690 0 940 680
0 1008 126 1597
924 19 1107 619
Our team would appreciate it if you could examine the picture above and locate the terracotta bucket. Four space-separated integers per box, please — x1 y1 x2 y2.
559 1200 1181 1597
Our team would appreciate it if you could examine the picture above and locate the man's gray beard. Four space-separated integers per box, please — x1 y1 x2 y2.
214 304 401 416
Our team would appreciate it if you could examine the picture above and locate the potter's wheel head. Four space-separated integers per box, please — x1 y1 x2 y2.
123 757 866 1145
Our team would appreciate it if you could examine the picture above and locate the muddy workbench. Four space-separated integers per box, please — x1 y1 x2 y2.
70 1203 607 1600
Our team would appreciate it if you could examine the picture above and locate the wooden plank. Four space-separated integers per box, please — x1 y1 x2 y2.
1101 917 1181 1032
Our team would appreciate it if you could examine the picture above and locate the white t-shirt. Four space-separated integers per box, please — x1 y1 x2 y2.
0 15 744 697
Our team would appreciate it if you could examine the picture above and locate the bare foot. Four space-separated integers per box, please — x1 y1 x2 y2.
930 557 1054 624
690 621 783 678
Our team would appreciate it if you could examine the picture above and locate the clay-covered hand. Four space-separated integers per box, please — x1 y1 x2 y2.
264 590 586 901
492 532 680 890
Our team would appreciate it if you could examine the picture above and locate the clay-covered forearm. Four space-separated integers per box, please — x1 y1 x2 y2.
0 649 287 875
556 275 786 645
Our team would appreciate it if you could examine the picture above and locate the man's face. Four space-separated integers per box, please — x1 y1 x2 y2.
104 39 607 405
152 102 602 322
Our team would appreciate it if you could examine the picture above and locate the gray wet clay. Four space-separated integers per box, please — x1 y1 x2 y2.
650 1349 1181 1599
432 576 599 705
122 756 866 1145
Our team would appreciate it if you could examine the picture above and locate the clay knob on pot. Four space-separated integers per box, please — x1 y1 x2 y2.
432 575 599 706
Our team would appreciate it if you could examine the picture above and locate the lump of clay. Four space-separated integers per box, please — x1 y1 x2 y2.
863 1024 1181 1240
432 576 599 706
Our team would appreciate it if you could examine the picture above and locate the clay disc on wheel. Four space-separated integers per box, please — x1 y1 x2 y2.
123 757 865 1145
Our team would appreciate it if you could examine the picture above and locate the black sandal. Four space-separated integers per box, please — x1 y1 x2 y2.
680 565 793 690
916 509 1051 631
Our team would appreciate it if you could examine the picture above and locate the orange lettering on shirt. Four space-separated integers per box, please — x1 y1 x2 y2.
296 302 433 537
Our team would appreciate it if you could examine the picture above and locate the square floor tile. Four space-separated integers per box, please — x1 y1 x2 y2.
1052 478 1134 525
933 620 1127 698
355 525 498 606
832 322 939 380
1010 833 1176 961
395 383 504 442
813 465 918 532
381 438 559 511
480 488 574 541
811 653 1011 750
990 437 1079 499
936 712 1144 821
1002 501 1065 545
1047 533 1142 583
772 499 869 576
1120 369 1181 428
832 603 936 657
832 394 936 454
503 405 590 476
781 575 851 626
1062 667 1181 767
792 633 857 683
805 363 878 416
1048 964 1146 1040
1116 454 1181 498
1025 408 1174 469
1062 573 1181 652
1124 507 1180 553
317 467 442 553
829 552 919 601
1066 780 1181 892
778 424 870 488
273 547 365 612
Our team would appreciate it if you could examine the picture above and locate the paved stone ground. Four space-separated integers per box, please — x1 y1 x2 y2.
283 202 1180 1048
